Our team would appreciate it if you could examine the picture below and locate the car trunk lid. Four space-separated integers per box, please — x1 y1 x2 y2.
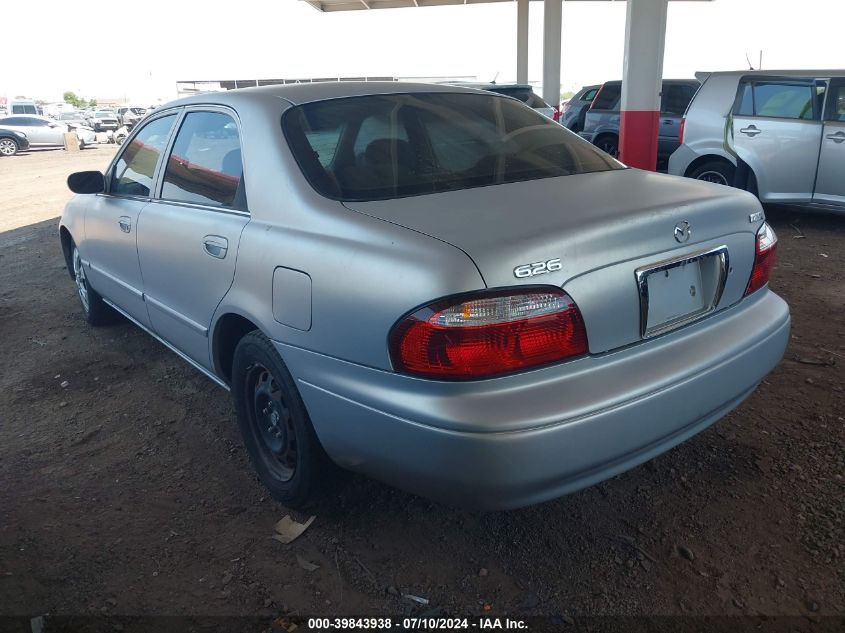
344 169 763 353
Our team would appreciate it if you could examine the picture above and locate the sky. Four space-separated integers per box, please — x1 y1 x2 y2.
3 0 844 105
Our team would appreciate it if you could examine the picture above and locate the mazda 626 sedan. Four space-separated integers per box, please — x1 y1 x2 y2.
60 83 790 510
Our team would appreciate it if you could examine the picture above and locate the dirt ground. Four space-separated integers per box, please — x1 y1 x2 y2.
0 148 842 628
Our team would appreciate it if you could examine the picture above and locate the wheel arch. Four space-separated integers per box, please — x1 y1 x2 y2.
211 311 264 385
683 153 735 178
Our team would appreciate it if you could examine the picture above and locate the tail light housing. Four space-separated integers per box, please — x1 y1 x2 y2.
679 117 686 144
389 288 588 380
745 222 777 296
552 106 561 122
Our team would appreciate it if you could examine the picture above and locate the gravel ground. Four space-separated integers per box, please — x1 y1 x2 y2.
0 148 842 628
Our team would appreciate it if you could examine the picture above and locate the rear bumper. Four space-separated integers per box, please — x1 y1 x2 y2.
279 290 789 509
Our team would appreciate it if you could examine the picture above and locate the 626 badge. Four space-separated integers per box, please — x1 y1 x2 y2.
513 258 562 278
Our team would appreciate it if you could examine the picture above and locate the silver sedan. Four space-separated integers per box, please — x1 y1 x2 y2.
0 114 96 148
59 83 789 510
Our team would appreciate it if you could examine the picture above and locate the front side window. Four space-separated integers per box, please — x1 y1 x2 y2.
582 88 599 102
283 92 622 202
110 114 177 197
161 111 244 209
0 117 27 126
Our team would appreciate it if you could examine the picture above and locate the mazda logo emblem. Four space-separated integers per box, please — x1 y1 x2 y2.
674 220 692 243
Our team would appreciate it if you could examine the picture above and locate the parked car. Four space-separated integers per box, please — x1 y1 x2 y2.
57 111 95 130
447 82 559 120
89 110 120 132
116 106 147 126
560 84 600 132
0 127 30 156
580 79 699 159
669 70 845 209
60 83 789 510
0 115 96 148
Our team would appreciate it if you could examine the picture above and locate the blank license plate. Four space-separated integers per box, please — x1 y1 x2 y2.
644 260 706 334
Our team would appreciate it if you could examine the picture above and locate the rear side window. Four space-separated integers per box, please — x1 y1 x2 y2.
736 81 816 120
582 88 598 102
111 114 177 197
161 111 245 209
0 117 27 126
827 83 845 122
283 92 622 202
592 84 621 110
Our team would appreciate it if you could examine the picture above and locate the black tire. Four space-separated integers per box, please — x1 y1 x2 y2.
688 160 735 187
231 331 330 508
0 137 19 156
595 134 618 158
70 242 115 325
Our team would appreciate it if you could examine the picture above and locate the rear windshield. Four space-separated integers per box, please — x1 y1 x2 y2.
592 83 622 110
283 93 621 202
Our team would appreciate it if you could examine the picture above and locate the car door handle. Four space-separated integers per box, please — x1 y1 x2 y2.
739 125 761 137
118 216 131 233
826 131 845 143
203 236 228 259
663 119 674 124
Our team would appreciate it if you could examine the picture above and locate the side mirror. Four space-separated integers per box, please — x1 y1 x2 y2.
67 171 105 194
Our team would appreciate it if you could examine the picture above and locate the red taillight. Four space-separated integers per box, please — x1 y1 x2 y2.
553 106 561 122
389 289 588 380
745 222 778 296
679 117 686 144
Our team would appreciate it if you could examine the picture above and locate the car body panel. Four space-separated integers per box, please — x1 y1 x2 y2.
59 82 790 509
813 78 845 206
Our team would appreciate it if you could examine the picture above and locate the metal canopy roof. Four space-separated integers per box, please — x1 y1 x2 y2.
303 0 708 13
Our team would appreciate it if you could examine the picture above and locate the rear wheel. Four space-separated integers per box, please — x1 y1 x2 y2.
231 331 331 508
595 134 618 158
0 138 18 156
688 160 735 186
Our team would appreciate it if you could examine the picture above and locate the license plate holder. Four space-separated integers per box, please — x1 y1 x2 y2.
636 246 729 338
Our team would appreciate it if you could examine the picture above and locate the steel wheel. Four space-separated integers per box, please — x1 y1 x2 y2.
0 138 18 156
72 246 90 314
246 362 297 482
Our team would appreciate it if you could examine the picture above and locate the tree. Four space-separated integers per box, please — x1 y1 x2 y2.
63 91 93 109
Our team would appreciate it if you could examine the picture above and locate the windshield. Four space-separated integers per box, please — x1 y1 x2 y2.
283 92 621 202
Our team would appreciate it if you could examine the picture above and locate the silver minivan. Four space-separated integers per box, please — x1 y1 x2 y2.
669 70 845 210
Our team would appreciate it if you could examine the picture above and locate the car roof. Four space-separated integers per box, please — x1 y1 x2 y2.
600 79 699 86
164 81 494 109
695 69 845 80
1 114 51 121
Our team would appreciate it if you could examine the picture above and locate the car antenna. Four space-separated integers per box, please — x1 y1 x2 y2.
745 52 756 71
490 72 499 85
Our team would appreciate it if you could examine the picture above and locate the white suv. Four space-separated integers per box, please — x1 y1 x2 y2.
669 69 845 210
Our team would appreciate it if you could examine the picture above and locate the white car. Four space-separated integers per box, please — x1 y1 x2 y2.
0 115 96 148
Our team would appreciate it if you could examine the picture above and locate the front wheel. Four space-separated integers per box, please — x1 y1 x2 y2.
71 243 114 325
231 331 331 508
0 137 18 156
